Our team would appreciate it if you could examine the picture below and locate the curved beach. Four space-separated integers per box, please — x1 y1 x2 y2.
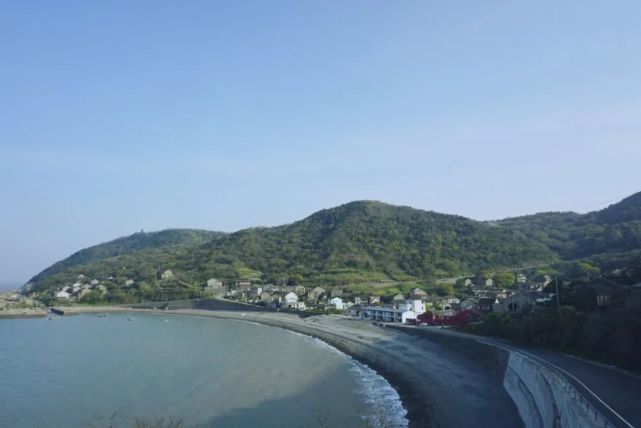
64 307 522 427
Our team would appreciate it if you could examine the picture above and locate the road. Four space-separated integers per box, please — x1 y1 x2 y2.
399 326 641 428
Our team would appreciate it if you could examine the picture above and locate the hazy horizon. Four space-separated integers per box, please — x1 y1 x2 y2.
2 1 640 283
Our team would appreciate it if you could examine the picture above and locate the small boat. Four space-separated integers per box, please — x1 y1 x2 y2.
127 318 135 321
97 314 107 318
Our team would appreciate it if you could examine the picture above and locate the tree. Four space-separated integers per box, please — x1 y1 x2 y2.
493 272 516 288
288 273 304 286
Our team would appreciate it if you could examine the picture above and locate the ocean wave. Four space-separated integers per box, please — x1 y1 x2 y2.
349 360 409 428
298 333 409 427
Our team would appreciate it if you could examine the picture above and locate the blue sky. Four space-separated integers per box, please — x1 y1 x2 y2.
1 1 640 283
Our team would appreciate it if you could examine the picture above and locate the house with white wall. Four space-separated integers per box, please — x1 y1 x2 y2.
55 290 70 300
329 296 344 310
282 292 299 309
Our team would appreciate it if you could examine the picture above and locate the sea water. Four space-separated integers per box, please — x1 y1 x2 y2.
0 313 407 427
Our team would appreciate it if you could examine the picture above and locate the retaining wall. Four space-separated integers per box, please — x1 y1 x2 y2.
389 326 613 428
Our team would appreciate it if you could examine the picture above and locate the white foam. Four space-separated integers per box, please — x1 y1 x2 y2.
296 333 409 427
350 360 409 428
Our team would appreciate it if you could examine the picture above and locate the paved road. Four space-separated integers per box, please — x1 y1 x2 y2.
510 345 641 428
398 326 641 428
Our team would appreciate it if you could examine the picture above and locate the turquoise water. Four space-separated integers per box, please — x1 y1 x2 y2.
0 313 407 427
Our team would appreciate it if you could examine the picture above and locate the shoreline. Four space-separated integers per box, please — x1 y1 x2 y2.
64 306 424 426
0 308 47 319
61 305 523 427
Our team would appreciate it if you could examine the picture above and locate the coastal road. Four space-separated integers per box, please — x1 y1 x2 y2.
401 326 641 428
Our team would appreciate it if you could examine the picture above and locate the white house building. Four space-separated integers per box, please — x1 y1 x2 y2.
207 278 223 288
329 297 345 310
361 298 425 324
55 290 70 300
361 306 417 323
282 292 299 309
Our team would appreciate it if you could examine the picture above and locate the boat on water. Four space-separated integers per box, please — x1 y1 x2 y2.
127 318 135 321
97 314 107 318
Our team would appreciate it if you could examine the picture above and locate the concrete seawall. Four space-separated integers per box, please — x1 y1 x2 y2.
389 326 614 428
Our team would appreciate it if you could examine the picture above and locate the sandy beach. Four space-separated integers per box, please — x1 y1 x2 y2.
0 308 47 319
61 306 522 427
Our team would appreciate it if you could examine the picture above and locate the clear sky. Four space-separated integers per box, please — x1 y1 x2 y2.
1 1 640 283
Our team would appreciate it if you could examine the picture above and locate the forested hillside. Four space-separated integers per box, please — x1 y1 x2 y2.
24 192 641 300
196 201 557 285
498 192 641 260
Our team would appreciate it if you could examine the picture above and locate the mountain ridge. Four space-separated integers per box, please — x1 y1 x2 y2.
24 192 641 298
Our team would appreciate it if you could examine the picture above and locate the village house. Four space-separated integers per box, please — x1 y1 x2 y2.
329 296 344 310
76 288 91 300
368 296 381 305
205 278 224 294
330 288 343 298
493 292 537 314
347 304 362 317
361 305 418 323
496 290 509 299
161 270 174 280
248 287 263 300
225 289 244 299
307 287 326 302
294 285 306 296
460 297 478 311
282 292 306 310
56 290 70 300
271 293 283 304
439 296 460 310
410 288 428 300
259 291 271 302
477 297 495 314
235 279 252 290
207 278 223 288
282 292 299 308
392 293 406 305
353 296 366 305
360 298 425 324
626 283 641 309
568 279 627 310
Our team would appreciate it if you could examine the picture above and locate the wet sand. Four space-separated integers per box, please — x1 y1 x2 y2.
62 306 522 427
0 308 47 319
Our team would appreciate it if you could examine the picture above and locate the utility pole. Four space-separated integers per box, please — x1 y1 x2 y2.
555 276 561 312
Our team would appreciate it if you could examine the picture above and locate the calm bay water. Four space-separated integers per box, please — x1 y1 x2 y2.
0 313 407 427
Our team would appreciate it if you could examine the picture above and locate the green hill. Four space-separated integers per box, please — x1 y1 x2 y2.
24 192 641 301
25 229 225 294
197 200 557 285
498 192 641 260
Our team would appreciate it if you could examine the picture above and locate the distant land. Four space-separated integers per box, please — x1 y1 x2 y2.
22 191 641 301
0 282 21 292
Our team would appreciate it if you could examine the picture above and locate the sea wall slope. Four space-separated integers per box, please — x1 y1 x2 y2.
391 326 613 428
